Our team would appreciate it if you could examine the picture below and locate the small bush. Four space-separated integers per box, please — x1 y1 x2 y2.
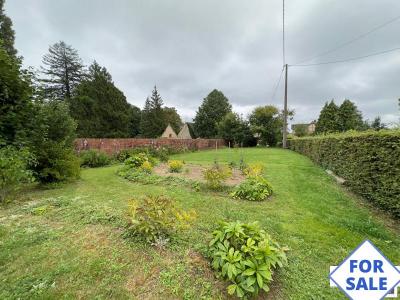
203 164 232 190
140 161 153 174
0 146 35 202
80 150 111 168
209 221 287 299
231 176 273 201
243 163 264 177
126 195 196 243
168 160 184 173
124 153 155 169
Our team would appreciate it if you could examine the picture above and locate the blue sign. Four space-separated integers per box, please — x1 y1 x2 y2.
330 240 400 300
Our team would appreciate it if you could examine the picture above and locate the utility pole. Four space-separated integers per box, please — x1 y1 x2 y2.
282 64 288 148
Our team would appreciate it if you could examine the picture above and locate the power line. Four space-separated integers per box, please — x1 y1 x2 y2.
271 67 284 100
291 46 400 67
294 14 400 65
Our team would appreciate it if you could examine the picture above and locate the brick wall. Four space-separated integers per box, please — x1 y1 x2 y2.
74 138 225 155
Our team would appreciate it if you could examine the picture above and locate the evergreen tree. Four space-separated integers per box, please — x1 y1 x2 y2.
163 107 183 133
0 43 34 145
140 86 167 138
0 0 16 57
128 104 141 137
41 41 85 99
315 100 340 134
370 116 386 131
338 99 364 131
69 61 136 137
193 89 232 138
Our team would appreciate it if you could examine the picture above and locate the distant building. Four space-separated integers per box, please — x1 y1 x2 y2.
177 123 193 139
160 124 178 138
291 121 316 136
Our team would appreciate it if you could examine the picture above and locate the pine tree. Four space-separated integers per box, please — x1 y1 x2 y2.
193 89 232 138
338 99 364 131
0 0 16 57
41 41 85 99
140 86 167 138
315 100 340 134
69 61 136 137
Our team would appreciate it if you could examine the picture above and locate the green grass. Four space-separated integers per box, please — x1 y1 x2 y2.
0 148 399 299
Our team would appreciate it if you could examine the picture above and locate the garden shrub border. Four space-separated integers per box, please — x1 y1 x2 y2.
288 130 400 218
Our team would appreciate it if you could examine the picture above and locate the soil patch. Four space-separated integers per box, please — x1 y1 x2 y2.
153 163 245 186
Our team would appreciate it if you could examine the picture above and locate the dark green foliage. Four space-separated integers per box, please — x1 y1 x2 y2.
231 176 273 201
140 86 166 138
0 44 35 146
218 112 256 147
31 101 80 183
41 41 85 99
370 116 387 131
208 221 287 299
194 89 232 138
315 100 340 134
249 106 283 146
126 195 196 243
0 146 35 202
124 153 155 169
288 130 400 218
79 150 111 168
0 0 17 57
69 61 137 137
163 107 183 134
338 99 364 131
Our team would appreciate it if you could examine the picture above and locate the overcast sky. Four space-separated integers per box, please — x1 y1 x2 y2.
6 0 400 125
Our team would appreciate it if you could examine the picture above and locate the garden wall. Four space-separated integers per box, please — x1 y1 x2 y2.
75 138 225 154
287 130 400 218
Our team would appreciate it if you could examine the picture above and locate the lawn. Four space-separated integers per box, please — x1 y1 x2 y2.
0 148 399 299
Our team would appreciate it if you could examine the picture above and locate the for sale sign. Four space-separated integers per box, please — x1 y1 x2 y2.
330 240 400 300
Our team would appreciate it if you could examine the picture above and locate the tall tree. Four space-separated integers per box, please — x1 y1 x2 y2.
41 41 85 99
128 104 142 137
370 116 386 131
0 43 34 146
163 107 183 133
337 99 364 131
140 86 167 138
0 0 16 57
193 89 232 138
315 100 340 134
249 105 283 146
69 61 136 137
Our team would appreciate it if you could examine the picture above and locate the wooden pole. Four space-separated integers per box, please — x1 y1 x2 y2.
282 64 288 148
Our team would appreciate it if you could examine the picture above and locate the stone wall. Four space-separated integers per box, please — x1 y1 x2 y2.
74 138 225 154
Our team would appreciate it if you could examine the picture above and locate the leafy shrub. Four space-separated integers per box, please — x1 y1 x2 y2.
168 160 184 173
0 146 35 202
209 221 287 299
231 176 273 201
116 146 185 163
126 195 196 243
80 150 111 168
203 164 232 189
288 130 400 218
140 161 153 174
243 164 264 177
124 153 155 169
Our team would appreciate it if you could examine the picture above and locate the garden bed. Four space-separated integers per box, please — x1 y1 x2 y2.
153 163 246 186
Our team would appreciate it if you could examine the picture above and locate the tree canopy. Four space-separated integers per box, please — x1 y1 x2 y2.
41 41 85 99
0 0 16 57
249 105 283 146
69 61 139 138
193 89 232 138
140 86 167 138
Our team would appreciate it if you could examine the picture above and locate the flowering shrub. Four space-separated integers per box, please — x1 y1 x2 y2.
168 160 184 173
203 164 232 190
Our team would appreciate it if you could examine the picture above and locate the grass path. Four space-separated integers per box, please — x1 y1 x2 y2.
0 148 399 299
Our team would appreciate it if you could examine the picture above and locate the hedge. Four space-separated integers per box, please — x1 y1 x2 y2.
288 130 400 218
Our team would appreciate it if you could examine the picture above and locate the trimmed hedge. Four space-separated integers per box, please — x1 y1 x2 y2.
288 130 400 218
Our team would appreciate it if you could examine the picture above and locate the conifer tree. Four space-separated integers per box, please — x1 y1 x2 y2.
315 100 340 134
193 89 232 138
41 41 85 99
140 86 167 138
0 0 16 57
338 99 364 131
